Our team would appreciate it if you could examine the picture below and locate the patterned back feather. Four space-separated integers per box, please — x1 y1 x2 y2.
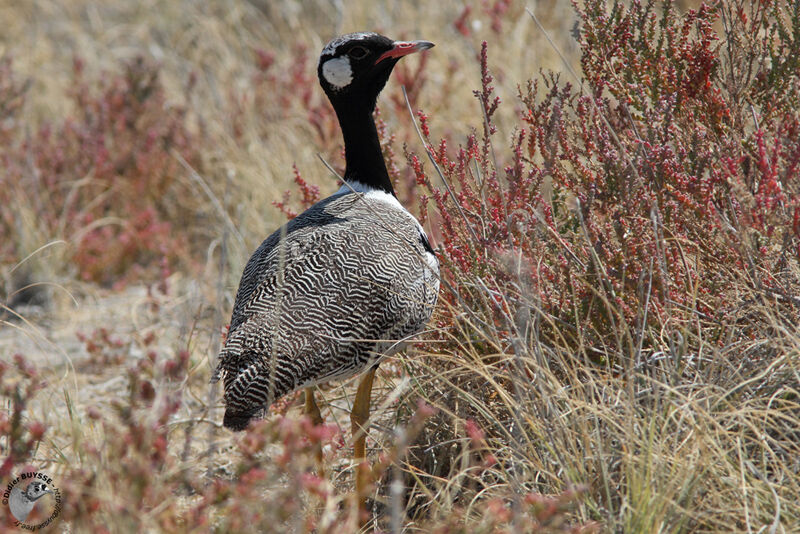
214 191 439 430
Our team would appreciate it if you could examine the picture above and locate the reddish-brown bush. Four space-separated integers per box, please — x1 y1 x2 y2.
408 0 799 358
0 57 200 286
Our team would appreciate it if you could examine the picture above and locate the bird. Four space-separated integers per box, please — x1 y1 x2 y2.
213 32 439 522
9 480 53 522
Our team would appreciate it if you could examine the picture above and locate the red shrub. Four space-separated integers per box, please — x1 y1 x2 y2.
408 1 799 357
0 57 201 286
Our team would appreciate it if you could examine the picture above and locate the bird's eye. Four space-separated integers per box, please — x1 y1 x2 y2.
348 46 368 60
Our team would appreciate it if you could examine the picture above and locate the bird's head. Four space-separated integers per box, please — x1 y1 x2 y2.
318 32 434 111
24 481 52 502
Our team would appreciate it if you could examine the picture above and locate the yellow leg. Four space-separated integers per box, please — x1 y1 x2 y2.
305 387 325 477
351 366 377 529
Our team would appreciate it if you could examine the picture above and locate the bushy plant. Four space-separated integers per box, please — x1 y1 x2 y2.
410 1 799 360
0 57 200 287
380 0 800 530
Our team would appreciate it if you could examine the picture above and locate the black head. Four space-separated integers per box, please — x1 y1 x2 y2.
318 32 434 111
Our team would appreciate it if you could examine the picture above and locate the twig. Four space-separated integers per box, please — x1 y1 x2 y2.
401 85 482 246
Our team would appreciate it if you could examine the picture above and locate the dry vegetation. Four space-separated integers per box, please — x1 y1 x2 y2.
2 0 799 532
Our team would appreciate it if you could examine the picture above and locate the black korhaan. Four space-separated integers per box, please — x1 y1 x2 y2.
213 32 439 521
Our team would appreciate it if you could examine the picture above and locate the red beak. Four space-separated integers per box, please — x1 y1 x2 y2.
375 40 435 65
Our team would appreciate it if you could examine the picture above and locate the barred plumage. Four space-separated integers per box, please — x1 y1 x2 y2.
215 186 439 430
213 37 438 525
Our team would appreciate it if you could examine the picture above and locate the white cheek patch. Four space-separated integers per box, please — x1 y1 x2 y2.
322 57 353 89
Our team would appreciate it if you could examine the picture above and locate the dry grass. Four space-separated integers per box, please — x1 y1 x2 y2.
2 0 799 533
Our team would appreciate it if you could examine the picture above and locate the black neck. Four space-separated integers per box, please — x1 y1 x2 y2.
334 101 395 195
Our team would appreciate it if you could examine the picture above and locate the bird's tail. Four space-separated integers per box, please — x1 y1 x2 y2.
223 408 259 431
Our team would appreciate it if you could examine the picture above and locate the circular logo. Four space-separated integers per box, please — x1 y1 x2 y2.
3 471 61 530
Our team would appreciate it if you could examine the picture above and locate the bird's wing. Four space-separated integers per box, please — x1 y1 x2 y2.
227 195 352 332
213 194 438 406
9 486 34 522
